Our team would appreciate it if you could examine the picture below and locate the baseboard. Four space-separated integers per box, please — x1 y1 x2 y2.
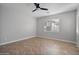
0 36 76 46
0 36 35 46
37 36 76 44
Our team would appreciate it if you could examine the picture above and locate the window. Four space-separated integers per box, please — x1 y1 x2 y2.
44 19 60 32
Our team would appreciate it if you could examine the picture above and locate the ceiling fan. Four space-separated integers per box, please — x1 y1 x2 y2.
32 3 48 12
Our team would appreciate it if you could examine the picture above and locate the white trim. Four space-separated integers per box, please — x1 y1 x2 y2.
0 36 77 46
0 36 35 46
37 36 76 44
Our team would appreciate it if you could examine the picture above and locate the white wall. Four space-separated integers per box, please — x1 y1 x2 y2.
76 7 79 47
36 10 76 43
0 4 36 44
0 3 77 45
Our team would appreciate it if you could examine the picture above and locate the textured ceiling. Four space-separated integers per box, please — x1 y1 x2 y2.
26 3 79 18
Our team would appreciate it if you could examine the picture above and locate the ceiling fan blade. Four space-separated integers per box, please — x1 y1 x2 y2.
40 8 48 10
32 8 37 12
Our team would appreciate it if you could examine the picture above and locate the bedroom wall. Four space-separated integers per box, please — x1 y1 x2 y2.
0 3 77 45
76 7 79 47
36 10 76 43
0 4 36 45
